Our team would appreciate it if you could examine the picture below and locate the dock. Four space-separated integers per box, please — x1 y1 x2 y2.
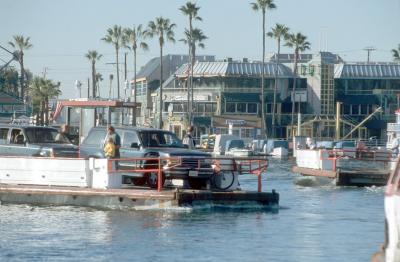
0 184 279 210
292 164 389 186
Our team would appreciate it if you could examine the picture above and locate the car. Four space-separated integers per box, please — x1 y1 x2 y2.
0 124 79 158
79 126 214 189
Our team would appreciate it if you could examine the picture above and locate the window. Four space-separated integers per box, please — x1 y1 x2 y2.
205 103 213 113
226 103 236 113
237 103 246 113
10 129 23 144
197 103 205 113
351 105 359 115
139 131 183 148
242 128 253 138
0 128 8 144
122 131 139 148
361 105 368 115
248 103 257 113
83 129 107 145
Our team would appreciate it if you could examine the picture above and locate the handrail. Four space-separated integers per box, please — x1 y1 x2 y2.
106 156 269 192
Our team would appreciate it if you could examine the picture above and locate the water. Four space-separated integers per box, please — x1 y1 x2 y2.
0 159 384 261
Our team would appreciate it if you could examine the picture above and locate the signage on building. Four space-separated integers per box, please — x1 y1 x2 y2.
226 119 246 125
170 94 210 101
291 90 307 102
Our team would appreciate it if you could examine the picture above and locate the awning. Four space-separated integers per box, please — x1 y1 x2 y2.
193 116 211 127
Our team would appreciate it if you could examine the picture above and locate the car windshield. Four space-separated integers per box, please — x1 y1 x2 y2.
25 128 70 144
138 131 184 148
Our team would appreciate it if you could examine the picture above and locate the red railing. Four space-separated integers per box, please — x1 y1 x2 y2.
320 148 394 172
106 156 268 192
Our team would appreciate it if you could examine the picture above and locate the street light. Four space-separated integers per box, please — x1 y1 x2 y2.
75 80 82 98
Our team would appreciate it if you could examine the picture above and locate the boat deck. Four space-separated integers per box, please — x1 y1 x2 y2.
0 184 279 210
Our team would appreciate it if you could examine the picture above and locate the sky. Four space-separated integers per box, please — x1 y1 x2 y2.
1 0 400 99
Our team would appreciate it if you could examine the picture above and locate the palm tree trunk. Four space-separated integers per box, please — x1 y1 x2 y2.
92 61 96 98
159 45 163 129
290 50 298 135
190 43 195 125
45 97 49 125
116 46 120 99
189 16 193 126
187 44 191 125
134 49 137 103
271 39 281 138
261 10 266 139
20 52 25 99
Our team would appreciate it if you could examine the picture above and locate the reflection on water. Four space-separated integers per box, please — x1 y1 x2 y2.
0 158 385 262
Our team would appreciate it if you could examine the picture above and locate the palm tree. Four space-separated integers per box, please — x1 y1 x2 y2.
250 0 276 138
123 25 149 103
267 23 290 138
102 25 123 99
28 76 61 125
181 27 207 121
285 32 311 134
95 73 103 97
85 50 102 98
180 1 202 124
393 44 400 62
8 35 33 99
145 17 176 129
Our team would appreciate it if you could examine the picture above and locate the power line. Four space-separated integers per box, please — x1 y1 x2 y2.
363 46 376 63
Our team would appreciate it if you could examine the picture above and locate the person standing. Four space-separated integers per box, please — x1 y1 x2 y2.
103 137 116 158
107 126 121 158
183 126 196 149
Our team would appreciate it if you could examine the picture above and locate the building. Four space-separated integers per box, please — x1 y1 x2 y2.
133 52 400 140
132 54 215 127
0 91 28 123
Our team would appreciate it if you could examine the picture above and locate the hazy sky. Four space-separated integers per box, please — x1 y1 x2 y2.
1 0 400 98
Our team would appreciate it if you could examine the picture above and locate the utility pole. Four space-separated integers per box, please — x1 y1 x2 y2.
42 67 49 79
363 47 376 63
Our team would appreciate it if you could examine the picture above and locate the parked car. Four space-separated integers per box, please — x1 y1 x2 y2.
0 124 79 158
79 126 214 189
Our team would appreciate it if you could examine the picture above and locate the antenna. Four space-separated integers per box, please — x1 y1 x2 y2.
363 47 376 63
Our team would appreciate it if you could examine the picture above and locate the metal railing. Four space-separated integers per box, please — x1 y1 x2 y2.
106 156 269 192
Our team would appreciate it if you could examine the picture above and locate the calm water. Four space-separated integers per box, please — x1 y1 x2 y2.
0 159 384 262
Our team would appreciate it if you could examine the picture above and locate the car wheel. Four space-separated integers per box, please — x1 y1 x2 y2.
131 177 146 186
188 177 207 190
146 171 165 189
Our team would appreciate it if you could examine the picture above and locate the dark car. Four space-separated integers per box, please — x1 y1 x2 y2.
79 126 214 189
0 125 79 158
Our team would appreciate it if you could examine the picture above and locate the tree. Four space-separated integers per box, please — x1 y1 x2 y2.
181 28 207 122
393 44 400 62
0 67 19 96
8 35 33 99
250 0 276 138
95 73 103 97
123 25 148 103
28 76 61 125
85 50 102 98
267 23 290 137
180 1 202 125
145 17 176 129
285 32 311 134
102 25 123 99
